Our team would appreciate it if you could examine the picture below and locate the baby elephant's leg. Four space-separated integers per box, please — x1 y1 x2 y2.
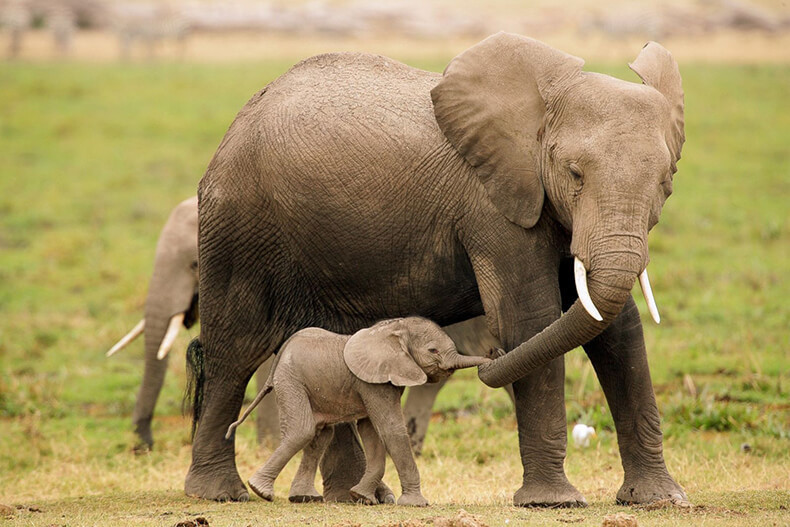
365 387 429 507
349 418 386 505
289 427 333 503
248 388 315 501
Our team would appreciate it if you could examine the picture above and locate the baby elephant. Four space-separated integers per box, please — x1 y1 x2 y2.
226 317 490 506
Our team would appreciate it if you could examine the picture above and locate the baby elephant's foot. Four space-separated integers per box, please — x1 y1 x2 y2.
289 493 323 503
289 481 323 503
375 482 396 504
349 484 378 505
397 492 429 507
247 474 275 501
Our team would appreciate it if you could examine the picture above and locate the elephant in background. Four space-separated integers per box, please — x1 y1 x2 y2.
106 197 504 449
187 32 686 506
226 317 490 506
106 196 200 449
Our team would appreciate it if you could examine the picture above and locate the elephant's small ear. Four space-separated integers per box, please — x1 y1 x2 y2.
628 42 685 173
431 32 584 229
344 321 428 387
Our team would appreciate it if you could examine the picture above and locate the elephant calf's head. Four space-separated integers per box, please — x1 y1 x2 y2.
343 317 490 386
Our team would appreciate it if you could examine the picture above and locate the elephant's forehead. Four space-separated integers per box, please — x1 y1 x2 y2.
565 73 669 128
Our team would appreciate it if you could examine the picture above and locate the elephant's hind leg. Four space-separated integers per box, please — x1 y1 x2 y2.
402 378 449 456
249 387 316 501
184 327 284 501
184 358 253 502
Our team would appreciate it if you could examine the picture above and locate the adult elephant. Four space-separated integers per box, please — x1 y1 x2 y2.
187 33 686 506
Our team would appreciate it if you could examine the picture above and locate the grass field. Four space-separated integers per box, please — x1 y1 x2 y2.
0 52 788 526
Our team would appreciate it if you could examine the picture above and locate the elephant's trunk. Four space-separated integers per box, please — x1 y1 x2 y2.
131 267 195 446
441 353 490 371
478 248 642 388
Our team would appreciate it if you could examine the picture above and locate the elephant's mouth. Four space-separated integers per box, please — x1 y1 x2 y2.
573 256 660 324
476 251 661 389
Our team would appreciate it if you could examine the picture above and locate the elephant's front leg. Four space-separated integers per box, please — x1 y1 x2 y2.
556 257 686 503
319 422 367 502
363 386 428 507
582 298 687 504
467 224 585 507
508 333 586 507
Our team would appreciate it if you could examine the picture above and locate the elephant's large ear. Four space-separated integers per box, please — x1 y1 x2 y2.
344 321 427 387
628 42 685 174
431 32 584 228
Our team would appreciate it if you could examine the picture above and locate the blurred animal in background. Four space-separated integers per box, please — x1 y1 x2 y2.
572 423 596 447
47 2 76 57
106 196 199 450
187 33 686 507
112 2 190 60
225 317 490 506
1 0 31 59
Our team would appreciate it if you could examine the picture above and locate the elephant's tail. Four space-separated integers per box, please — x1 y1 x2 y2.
184 337 205 442
224 384 273 440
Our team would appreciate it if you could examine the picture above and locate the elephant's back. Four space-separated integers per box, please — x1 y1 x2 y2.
276 329 367 418
259 52 441 132
234 53 445 175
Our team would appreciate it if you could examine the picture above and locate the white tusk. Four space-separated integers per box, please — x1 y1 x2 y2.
639 269 661 324
106 319 145 357
157 313 185 360
574 257 603 322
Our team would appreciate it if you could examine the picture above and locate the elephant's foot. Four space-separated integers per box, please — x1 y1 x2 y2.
397 491 429 507
323 487 355 502
289 480 323 503
289 493 322 503
247 473 275 502
133 417 154 451
349 481 397 505
349 485 377 505
185 465 250 502
375 481 396 504
616 471 688 505
514 478 587 508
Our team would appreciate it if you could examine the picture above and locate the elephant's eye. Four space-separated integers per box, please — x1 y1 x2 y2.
428 348 439 354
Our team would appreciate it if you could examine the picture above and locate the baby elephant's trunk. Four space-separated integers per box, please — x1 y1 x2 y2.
441 353 490 371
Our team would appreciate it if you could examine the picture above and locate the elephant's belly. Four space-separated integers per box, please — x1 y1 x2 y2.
293 231 485 329
308 389 367 427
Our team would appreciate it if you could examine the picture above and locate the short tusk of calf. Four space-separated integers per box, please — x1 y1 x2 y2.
157 313 185 360
574 257 603 322
106 319 145 357
639 269 661 324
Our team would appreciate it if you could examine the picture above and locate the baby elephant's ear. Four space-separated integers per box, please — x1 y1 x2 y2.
344 323 427 387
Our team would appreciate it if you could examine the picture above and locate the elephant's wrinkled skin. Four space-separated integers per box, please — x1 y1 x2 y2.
226 317 488 506
188 33 686 506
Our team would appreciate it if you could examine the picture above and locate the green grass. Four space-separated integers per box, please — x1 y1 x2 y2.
0 58 788 526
